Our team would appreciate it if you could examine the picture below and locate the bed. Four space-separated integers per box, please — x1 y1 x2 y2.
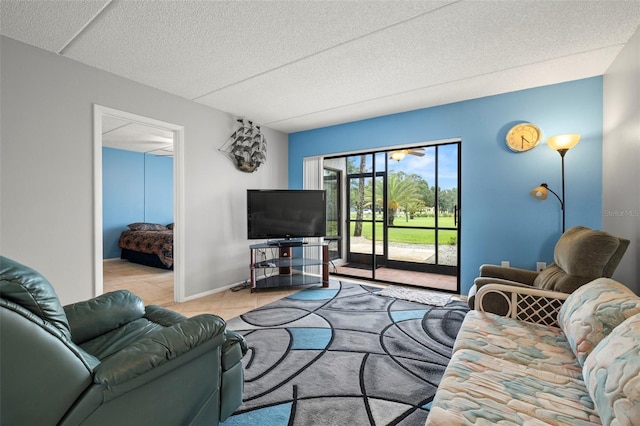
118 222 173 270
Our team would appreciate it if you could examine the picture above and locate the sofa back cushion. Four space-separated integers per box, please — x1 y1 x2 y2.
558 278 640 366
533 264 594 293
583 313 640 425
0 256 71 340
533 226 623 292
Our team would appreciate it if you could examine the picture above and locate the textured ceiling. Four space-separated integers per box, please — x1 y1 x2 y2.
2 1 639 133
102 116 174 156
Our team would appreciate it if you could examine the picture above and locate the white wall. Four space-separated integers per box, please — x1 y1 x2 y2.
603 27 640 293
0 37 288 304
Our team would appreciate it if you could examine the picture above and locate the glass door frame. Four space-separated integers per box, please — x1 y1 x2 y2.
345 158 385 273
323 167 343 261
326 140 461 286
383 142 460 276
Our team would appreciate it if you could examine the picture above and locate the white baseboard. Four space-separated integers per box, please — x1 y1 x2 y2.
181 280 244 302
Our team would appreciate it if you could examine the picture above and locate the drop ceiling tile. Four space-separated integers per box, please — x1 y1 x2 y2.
0 0 110 52
2 0 639 134
61 0 453 99
196 1 639 131
255 46 623 133
102 117 174 153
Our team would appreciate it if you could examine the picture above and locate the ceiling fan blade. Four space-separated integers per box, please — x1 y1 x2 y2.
408 150 425 157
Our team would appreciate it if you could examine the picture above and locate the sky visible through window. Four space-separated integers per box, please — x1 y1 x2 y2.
349 143 458 190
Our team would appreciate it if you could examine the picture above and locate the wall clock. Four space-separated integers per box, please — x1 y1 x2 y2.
506 123 542 152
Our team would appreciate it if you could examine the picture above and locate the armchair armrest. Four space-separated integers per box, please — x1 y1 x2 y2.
478 264 539 285
64 290 145 344
144 304 188 326
473 277 536 289
93 314 226 388
475 283 569 326
221 330 248 371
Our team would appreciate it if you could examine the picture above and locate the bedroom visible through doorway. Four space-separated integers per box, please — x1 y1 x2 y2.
93 105 185 301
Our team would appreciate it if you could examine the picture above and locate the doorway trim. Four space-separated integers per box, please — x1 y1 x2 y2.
93 105 186 301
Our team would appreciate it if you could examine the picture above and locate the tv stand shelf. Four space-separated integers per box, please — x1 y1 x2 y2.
249 242 329 293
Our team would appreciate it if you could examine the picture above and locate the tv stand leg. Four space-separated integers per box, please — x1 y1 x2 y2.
322 244 329 288
279 247 292 275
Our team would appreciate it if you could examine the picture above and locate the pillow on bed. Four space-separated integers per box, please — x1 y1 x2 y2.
127 222 167 231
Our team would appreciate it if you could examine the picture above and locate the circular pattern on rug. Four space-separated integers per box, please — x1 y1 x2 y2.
222 280 468 425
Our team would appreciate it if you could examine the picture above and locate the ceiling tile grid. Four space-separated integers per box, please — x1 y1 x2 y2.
1 0 639 133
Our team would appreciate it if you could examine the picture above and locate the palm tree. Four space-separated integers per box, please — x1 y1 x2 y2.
368 171 423 226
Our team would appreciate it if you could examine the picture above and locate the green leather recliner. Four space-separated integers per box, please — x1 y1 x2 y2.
0 256 247 425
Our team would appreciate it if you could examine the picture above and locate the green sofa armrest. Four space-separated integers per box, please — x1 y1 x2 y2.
93 314 226 387
222 330 248 370
144 304 188 326
64 290 145 344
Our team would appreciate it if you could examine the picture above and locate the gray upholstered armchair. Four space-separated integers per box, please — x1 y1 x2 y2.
0 256 247 425
468 226 629 314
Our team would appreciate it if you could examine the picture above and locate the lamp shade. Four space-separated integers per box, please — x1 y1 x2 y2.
547 134 580 151
530 185 548 200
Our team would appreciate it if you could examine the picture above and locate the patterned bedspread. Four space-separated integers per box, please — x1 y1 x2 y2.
118 229 173 268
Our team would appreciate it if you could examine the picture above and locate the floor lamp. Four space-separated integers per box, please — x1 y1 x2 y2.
530 134 581 233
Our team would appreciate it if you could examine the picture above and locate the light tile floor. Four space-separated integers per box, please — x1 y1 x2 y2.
103 260 460 320
104 260 303 320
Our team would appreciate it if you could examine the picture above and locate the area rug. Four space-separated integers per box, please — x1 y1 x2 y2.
377 286 452 307
221 279 468 426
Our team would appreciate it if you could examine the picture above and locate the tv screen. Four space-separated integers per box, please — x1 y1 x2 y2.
247 190 327 240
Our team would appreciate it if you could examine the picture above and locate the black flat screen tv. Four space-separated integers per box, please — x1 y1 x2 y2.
247 189 326 240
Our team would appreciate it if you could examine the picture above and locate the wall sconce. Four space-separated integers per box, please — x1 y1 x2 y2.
530 134 580 232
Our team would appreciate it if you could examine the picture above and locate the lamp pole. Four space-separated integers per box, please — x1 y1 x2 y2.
557 149 568 233
532 134 579 234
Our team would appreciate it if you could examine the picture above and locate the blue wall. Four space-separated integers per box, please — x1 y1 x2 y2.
102 147 173 259
289 78 603 295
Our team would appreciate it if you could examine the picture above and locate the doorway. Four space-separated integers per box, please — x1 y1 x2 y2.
326 141 461 293
93 105 185 300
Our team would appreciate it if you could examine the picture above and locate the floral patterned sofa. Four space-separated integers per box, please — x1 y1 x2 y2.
427 277 640 425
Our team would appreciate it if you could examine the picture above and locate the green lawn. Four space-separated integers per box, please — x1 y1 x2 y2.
348 216 458 245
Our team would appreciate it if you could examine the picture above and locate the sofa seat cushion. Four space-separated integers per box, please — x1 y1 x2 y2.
428 348 601 425
454 311 583 379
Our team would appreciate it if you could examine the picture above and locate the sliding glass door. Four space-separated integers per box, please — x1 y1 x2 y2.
328 141 460 290
384 143 459 274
